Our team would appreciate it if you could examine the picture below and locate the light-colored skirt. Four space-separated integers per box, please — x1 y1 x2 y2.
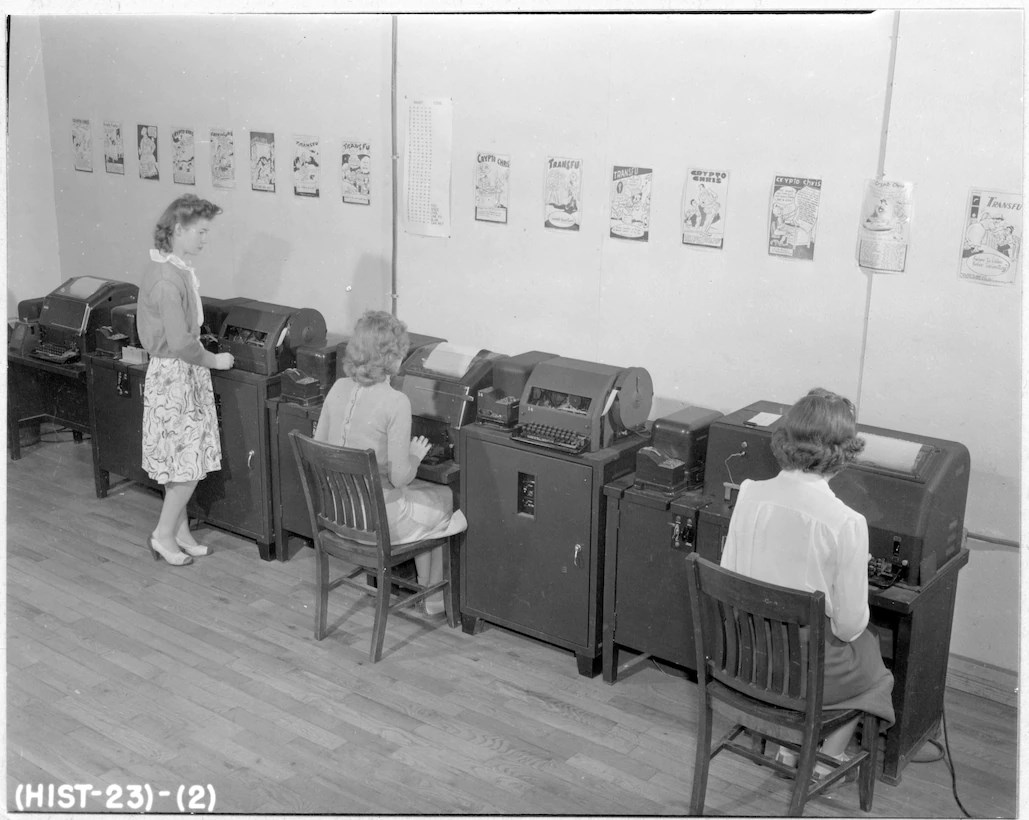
141 357 222 484
387 479 467 544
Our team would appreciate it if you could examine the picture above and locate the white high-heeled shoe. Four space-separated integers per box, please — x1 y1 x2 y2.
148 535 193 566
175 537 210 557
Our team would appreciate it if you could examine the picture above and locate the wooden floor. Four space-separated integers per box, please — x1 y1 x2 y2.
6 433 1020 817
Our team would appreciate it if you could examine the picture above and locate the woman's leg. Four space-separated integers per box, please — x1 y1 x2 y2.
820 716 860 758
153 480 198 552
414 547 445 614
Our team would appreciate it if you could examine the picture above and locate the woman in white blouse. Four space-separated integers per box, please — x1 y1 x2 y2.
720 388 895 773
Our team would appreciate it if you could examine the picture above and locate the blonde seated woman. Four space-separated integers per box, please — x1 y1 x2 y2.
315 310 466 615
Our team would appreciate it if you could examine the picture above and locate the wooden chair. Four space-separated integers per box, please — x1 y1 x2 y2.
289 431 457 662
684 553 880 816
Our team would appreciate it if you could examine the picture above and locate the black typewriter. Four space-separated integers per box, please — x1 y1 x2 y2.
32 341 80 364
513 421 589 454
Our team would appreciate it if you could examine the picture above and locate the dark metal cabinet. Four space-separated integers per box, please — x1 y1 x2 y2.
267 397 322 557
87 355 157 497
190 369 281 560
601 476 714 683
459 423 645 677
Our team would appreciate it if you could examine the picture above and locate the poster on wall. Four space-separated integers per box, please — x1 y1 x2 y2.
768 175 821 260
474 152 510 223
137 124 159 181
72 119 92 172
682 168 729 249
856 178 913 274
103 121 124 175
211 128 235 189
172 127 195 186
544 157 582 231
403 98 453 237
609 166 652 241
250 131 276 193
293 135 321 197
341 141 371 205
958 188 1021 286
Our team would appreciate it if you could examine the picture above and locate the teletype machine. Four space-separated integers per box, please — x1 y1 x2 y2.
17 276 139 363
698 400 970 588
460 356 654 677
9 277 138 461
476 350 557 428
393 341 503 483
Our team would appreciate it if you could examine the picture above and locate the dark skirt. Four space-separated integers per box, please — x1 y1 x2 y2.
822 620 896 726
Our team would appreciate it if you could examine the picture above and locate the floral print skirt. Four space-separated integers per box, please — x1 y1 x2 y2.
141 357 222 484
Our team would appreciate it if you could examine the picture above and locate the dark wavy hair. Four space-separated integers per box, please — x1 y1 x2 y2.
771 388 865 476
153 195 223 252
342 310 410 386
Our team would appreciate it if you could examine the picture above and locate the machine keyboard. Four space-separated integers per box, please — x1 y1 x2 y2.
513 423 589 454
31 342 80 363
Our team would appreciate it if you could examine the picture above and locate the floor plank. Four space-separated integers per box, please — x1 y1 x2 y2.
6 435 1019 817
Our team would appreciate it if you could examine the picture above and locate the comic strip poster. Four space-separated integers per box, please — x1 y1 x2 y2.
211 128 235 189
959 188 1021 286
609 166 652 241
103 121 124 175
768 175 821 259
72 119 92 172
544 157 582 231
682 169 729 249
137 124 159 181
474 152 510 223
856 178 913 274
172 127 195 186
293 135 321 197
341 141 371 205
250 131 275 193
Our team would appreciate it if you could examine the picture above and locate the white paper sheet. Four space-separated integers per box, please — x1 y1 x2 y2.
421 343 478 378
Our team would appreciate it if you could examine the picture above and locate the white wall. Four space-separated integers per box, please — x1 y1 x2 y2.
34 14 395 332
8 11 1022 676
7 17 61 314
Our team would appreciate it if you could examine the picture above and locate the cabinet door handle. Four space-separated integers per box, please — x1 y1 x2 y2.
247 449 254 469
573 543 583 568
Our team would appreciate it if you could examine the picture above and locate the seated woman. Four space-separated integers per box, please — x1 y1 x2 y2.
315 310 466 615
719 388 895 775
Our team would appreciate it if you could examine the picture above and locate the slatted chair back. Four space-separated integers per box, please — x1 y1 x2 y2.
289 430 391 566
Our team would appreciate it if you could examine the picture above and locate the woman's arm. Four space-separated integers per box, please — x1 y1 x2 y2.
830 514 872 641
150 279 218 367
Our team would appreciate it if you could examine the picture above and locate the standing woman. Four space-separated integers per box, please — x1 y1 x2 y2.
719 388 895 776
137 195 234 566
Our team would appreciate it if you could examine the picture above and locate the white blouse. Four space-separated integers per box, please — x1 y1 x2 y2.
719 469 871 642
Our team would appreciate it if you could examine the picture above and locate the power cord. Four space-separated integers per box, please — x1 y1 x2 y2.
910 704 973 818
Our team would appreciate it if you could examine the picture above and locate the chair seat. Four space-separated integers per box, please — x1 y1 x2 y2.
319 529 449 567
710 680 865 735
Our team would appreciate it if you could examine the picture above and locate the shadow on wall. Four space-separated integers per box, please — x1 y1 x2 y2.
234 233 293 302
331 252 390 334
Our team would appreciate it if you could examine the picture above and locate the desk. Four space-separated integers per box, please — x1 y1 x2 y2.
602 473 969 785
8 352 91 461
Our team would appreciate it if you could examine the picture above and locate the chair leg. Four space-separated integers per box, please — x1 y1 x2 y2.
314 547 329 640
788 742 818 816
689 698 714 815
858 714 879 812
443 536 457 629
369 567 391 663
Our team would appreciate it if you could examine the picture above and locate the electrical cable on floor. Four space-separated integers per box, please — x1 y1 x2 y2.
909 705 973 818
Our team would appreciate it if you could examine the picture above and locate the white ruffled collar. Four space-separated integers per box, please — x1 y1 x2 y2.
150 248 195 273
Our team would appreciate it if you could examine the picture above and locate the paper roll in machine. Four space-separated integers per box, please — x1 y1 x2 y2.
215 299 327 376
513 356 654 454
